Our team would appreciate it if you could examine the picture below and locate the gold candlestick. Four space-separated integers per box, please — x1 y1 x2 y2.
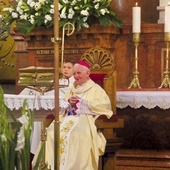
128 33 141 89
39 121 51 169
159 33 170 88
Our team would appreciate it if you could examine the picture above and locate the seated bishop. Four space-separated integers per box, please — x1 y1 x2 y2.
32 61 113 170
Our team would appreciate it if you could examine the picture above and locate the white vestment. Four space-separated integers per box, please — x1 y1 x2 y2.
32 79 113 170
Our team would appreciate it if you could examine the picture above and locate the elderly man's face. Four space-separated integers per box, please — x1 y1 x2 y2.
73 64 90 85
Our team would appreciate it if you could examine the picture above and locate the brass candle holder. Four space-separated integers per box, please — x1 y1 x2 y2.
128 33 141 89
39 121 51 170
159 32 170 88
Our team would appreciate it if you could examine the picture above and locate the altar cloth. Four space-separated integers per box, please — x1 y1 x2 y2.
4 94 55 111
4 91 170 112
116 91 170 110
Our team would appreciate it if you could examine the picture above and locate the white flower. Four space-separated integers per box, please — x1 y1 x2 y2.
15 126 25 151
16 6 23 14
61 7 66 14
29 15 35 24
39 0 46 4
68 8 75 19
95 3 99 9
18 1 23 7
1 134 7 142
83 22 89 28
100 9 106 15
9 7 14 13
2 7 11 12
35 2 42 11
45 14 52 23
60 7 67 19
58 3 62 10
27 0 33 6
68 13 74 19
62 0 68 4
69 8 74 14
30 1 36 8
81 10 89 16
45 14 52 21
71 0 76 5
50 4 54 8
83 17 88 22
18 114 29 128
60 13 66 18
12 12 19 18
20 13 28 20
50 9 54 14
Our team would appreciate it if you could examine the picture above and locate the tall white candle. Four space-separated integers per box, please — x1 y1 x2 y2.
164 4 170 32
132 2 141 33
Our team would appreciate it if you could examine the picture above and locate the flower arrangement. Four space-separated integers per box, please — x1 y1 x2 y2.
0 86 33 170
1 0 122 35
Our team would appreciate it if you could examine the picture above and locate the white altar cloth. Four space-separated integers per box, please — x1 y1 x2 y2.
4 91 170 112
116 91 170 110
4 94 55 111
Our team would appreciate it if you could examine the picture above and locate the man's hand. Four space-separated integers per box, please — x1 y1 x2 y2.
68 96 80 106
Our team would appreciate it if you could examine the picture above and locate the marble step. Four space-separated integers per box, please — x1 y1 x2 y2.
116 149 170 170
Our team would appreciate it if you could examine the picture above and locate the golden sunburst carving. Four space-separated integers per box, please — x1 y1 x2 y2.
81 47 115 70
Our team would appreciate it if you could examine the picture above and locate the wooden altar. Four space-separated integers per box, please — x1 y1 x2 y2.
13 23 168 92
11 0 170 161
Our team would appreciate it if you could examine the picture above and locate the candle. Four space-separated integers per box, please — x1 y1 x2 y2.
132 2 141 33
164 4 170 32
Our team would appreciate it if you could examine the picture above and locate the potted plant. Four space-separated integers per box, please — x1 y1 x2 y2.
1 0 122 35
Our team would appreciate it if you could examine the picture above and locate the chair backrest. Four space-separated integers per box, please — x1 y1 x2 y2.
81 47 117 114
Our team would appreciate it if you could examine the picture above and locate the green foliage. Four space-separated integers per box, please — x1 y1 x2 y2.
0 15 9 40
1 0 123 35
0 86 34 170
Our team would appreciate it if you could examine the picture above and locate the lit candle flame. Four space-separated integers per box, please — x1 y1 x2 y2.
135 2 138 6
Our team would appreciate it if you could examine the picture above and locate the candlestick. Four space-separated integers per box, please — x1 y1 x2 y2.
128 33 141 89
39 121 51 169
158 33 170 88
132 2 141 33
164 4 170 32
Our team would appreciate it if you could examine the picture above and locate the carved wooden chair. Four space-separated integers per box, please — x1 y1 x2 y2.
81 47 124 170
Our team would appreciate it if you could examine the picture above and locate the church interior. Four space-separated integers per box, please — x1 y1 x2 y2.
1 0 170 169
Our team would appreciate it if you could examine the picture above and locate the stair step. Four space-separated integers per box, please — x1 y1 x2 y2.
116 149 170 170
117 159 170 168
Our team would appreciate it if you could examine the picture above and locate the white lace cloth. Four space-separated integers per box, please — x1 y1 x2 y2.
4 93 70 112
116 91 170 110
76 98 96 115
4 94 55 111
5 91 170 111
